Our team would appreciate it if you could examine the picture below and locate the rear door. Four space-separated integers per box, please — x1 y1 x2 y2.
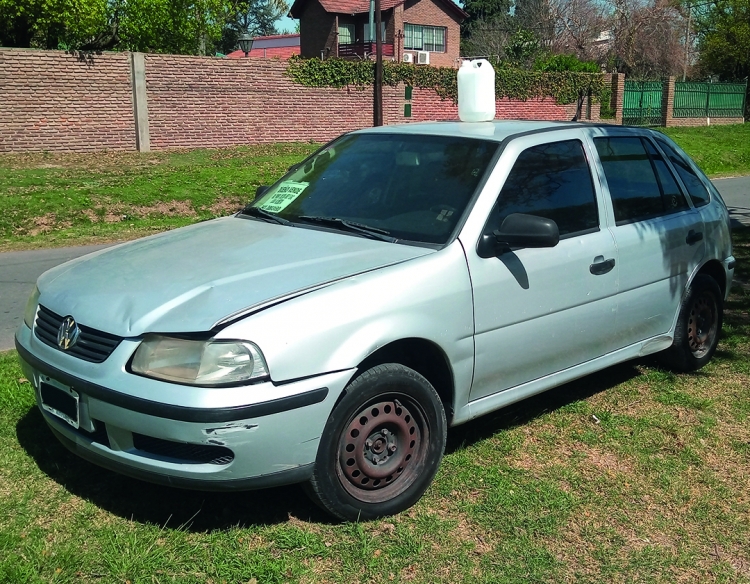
589 133 705 348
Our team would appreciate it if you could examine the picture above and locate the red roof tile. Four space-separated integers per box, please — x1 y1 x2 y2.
318 0 404 13
253 33 302 40
290 0 466 19
225 46 301 59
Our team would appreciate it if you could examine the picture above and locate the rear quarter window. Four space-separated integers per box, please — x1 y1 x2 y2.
655 138 711 207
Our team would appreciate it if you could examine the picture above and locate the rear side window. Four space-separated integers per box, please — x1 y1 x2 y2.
487 140 599 237
594 137 689 224
656 138 711 207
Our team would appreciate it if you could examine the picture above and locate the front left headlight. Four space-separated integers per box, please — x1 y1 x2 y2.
23 286 40 329
131 335 269 386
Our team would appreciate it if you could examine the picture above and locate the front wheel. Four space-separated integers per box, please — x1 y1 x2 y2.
659 275 723 372
305 363 447 521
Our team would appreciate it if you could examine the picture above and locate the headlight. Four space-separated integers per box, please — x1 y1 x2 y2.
23 286 40 329
131 335 269 386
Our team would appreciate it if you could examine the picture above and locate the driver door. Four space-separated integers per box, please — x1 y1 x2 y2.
463 133 620 402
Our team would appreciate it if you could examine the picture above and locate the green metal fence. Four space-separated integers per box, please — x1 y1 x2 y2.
673 82 747 118
623 81 664 126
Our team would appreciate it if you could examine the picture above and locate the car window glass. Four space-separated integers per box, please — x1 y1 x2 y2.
485 140 599 237
642 139 690 213
655 138 711 207
251 134 498 245
595 136 675 224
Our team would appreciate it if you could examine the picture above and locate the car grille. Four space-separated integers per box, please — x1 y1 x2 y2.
133 434 235 465
34 305 122 363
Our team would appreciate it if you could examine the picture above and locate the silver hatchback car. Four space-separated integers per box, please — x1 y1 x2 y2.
16 121 734 521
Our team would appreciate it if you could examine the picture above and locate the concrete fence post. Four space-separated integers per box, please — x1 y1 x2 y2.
130 52 150 152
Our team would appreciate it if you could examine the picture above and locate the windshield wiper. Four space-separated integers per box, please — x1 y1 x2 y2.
240 206 294 226
297 216 396 242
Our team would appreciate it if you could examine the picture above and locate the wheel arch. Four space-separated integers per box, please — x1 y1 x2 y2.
695 259 727 299
348 338 456 424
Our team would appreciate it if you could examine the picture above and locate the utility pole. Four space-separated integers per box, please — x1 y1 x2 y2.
374 0 383 126
683 1 691 82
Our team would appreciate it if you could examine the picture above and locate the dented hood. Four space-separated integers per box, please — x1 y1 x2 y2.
37 217 432 338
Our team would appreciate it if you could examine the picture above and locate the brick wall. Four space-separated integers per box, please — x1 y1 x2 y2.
667 117 745 127
0 49 135 152
0 48 602 153
144 56 403 148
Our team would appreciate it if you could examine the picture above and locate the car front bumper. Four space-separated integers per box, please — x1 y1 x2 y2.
15 324 353 491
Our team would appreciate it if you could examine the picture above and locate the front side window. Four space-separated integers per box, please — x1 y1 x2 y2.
485 140 599 237
404 24 445 52
248 133 498 245
594 136 689 224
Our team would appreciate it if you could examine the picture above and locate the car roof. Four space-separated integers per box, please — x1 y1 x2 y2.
353 120 650 144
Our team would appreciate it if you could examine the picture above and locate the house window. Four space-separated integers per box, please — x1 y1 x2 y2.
339 23 355 44
404 24 445 52
364 22 386 43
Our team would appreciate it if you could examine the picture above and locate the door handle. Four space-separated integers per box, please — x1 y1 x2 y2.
590 257 616 275
686 230 703 245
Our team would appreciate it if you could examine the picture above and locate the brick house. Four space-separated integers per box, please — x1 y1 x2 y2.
289 0 466 67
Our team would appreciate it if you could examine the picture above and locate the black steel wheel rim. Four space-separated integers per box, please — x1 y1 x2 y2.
336 395 428 503
687 291 718 358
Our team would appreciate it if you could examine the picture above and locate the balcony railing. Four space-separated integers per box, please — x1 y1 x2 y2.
338 42 394 58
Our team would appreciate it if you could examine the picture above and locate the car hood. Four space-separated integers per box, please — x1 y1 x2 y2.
37 217 433 338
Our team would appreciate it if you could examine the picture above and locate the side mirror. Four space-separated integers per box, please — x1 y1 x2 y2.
477 213 559 258
255 185 270 198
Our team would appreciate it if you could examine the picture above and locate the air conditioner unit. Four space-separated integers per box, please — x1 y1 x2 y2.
402 53 414 63
417 51 430 65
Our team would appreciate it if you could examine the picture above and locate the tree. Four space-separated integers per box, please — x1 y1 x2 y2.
0 0 109 49
514 0 554 46
460 0 513 56
697 0 750 80
608 0 686 77
0 0 289 55
111 0 230 54
548 0 609 61
216 0 289 55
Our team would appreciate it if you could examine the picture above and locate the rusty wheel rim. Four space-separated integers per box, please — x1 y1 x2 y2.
336 396 427 503
687 291 717 359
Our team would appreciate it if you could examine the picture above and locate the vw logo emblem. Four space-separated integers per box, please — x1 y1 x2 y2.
57 316 80 350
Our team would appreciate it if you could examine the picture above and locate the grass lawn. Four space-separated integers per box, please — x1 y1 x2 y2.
659 124 750 177
0 143 318 252
1 248 749 580
1 124 749 252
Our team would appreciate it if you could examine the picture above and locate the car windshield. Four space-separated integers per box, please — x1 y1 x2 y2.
245 133 498 245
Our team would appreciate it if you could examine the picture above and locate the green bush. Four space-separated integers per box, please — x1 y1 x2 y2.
286 56 607 105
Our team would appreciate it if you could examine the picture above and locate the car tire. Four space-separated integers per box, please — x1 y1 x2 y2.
305 363 447 521
659 275 723 372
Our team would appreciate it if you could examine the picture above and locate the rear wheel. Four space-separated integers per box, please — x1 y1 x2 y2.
659 275 722 372
306 363 446 521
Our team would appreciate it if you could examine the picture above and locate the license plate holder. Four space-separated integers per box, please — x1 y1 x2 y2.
40 382 80 429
